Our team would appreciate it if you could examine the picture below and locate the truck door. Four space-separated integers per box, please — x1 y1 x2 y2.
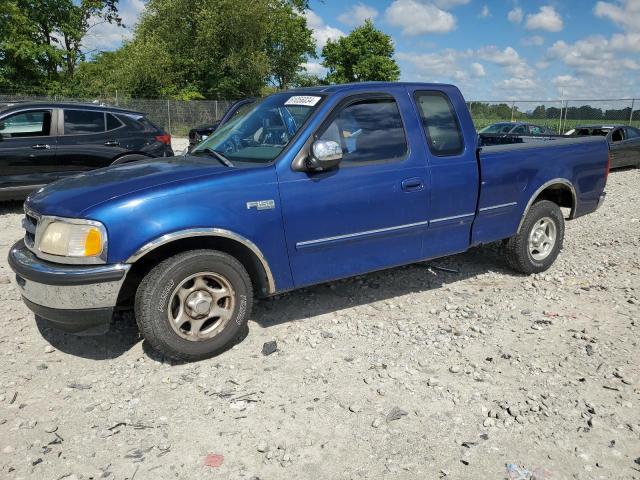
411 89 480 258
277 92 431 287
609 128 627 168
0 108 57 191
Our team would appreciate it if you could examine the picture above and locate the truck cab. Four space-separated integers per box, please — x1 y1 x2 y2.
8 83 609 361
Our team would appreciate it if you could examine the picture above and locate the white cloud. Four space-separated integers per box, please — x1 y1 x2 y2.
552 74 584 88
385 0 456 35
594 0 640 32
522 35 545 46
302 62 327 77
337 3 379 26
433 0 470 7
525 6 564 32
508 7 524 24
470 62 486 77
477 46 521 66
548 35 640 78
397 49 470 81
83 0 145 52
479 5 490 19
610 32 640 51
495 77 537 90
305 10 345 49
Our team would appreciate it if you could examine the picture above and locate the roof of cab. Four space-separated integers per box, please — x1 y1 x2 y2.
283 81 457 94
0 101 144 116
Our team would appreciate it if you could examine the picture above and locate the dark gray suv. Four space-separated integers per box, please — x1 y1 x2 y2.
0 102 173 200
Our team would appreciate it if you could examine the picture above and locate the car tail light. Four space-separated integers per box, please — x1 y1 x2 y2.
155 133 171 145
605 150 611 184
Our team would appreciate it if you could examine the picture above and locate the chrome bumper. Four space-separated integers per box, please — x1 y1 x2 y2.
9 240 129 310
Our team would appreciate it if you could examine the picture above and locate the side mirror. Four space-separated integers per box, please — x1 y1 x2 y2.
306 139 342 171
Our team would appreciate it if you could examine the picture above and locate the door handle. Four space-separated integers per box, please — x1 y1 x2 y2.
401 178 424 192
104 140 120 146
31 144 51 150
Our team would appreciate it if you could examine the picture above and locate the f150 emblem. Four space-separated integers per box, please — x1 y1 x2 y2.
246 200 275 210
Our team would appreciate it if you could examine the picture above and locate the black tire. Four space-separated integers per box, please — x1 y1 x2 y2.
134 249 253 361
504 200 565 274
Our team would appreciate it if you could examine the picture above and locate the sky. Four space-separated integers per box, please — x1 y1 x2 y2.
85 0 640 100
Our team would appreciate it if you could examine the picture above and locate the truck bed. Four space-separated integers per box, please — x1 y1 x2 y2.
472 135 609 245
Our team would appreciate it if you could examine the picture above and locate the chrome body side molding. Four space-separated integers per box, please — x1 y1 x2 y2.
126 228 276 294
478 202 518 212
295 220 431 249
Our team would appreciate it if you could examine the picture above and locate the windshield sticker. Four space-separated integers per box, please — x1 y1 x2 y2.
284 95 321 107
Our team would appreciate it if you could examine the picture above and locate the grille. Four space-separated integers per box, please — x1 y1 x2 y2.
22 211 39 249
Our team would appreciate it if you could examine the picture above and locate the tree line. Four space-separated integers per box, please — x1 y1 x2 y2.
0 0 400 100
470 103 639 121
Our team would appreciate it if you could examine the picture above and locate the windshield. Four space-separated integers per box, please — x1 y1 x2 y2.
192 93 323 164
479 123 514 134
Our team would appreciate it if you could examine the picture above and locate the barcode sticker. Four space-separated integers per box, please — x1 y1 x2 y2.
284 95 322 106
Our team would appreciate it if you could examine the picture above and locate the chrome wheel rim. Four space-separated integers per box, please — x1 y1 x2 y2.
528 217 557 261
167 272 235 341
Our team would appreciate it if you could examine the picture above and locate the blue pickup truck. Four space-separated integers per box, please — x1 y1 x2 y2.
8 82 609 360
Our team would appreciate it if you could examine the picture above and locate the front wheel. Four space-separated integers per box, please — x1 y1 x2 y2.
135 249 253 361
504 200 565 274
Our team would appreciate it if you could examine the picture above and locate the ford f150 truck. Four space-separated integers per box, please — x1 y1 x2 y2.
8 82 609 361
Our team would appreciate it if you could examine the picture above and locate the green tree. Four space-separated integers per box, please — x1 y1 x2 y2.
321 20 400 84
0 0 122 92
93 0 316 99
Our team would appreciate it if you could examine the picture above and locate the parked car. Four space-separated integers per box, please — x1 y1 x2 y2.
188 98 256 149
0 102 173 200
478 122 557 146
479 122 555 136
9 82 609 361
564 124 640 168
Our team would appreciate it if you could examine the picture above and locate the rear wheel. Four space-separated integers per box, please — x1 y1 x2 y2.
135 249 253 361
504 200 565 274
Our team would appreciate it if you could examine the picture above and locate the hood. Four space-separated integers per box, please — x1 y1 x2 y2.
26 156 229 217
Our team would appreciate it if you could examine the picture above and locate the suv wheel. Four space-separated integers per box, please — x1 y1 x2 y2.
504 200 565 274
135 249 253 361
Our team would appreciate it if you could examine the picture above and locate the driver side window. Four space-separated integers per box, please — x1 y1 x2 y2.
0 110 52 138
318 97 407 165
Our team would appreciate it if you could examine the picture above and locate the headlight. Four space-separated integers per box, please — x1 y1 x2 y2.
38 219 107 260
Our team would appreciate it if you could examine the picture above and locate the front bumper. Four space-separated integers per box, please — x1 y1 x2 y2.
8 240 130 334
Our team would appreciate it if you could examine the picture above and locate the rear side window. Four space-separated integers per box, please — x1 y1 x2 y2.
64 110 105 134
0 110 52 138
106 113 123 131
318 97 407 165
414 92 463 156
611 129 625 142
625 127 639 139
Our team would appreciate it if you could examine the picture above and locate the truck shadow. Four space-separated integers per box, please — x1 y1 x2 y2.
251 243 511 330
35 243 512 362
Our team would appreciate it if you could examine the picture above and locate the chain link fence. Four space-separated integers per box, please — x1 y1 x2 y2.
2 92 639 137
468 99 640 134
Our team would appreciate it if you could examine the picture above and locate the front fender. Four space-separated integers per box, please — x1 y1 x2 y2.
84 165 294 292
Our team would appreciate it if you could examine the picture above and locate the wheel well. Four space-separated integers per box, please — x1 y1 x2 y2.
116 236 271 309
533 183 575 216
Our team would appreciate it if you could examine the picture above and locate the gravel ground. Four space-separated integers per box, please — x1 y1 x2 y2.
0 169 638 480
